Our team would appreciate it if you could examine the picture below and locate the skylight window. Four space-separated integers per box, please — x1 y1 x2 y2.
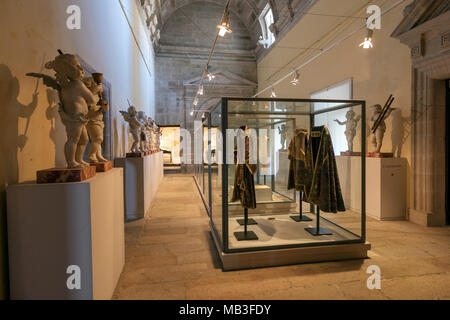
259 3 275 48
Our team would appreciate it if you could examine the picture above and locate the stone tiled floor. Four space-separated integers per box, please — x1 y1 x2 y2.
113 174 450 300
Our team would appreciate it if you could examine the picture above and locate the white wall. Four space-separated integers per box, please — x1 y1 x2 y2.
0 0 155 298
257 0 412 218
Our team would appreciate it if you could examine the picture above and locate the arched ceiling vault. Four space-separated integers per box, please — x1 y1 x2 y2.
138 0 318 58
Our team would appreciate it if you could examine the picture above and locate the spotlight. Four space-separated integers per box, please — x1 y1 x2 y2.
271 88 277 98
193 96 199 106
190 110 194 116
217 10 232 37
291 71 300 86
359 28 374 49
206 68 215 81
198 84 204 96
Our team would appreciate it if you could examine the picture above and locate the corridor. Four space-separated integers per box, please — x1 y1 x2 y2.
113 174 450 300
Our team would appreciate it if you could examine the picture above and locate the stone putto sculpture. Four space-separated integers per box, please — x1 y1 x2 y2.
27 52 98 168
278 124 288 150
83 73 109 163
369 103 395 153
137 111 149 152
120 106 143 153
334 109 361 152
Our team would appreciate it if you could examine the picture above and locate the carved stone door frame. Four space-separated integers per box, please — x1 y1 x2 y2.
392 5 450 226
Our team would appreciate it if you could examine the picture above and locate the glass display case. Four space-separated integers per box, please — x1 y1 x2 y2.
194 97 367 267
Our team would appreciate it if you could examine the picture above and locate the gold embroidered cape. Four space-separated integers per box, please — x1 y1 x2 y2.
231 135 258 209
287 128 309 194
305 125 346 213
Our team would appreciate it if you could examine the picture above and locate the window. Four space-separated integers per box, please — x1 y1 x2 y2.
259 3 275 48
310 79 353 155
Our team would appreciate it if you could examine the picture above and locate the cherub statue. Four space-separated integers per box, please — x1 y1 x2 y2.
278 124 288 150
83 73 109 163
145 117 154 151
27 52 98 168
137 111 148 152
154 122 162 151
120 106 143 153
369 104 396 153
334 109 361 152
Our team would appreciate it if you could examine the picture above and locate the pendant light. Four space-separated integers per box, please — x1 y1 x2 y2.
291 71 300 86
359 28 374 49
206 68 215 81
270 88 277 98
217 9 232 37
198 84 204 96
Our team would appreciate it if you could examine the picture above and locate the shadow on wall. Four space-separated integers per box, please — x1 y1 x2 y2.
0 64 39 299
44 88 65 166
390 108 411 158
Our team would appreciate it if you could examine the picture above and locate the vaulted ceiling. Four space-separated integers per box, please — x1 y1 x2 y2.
138 0 318 57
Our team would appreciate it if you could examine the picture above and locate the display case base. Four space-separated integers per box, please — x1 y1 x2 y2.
366 152 393 158
212 230 371 271
290 215 313 222
234 231 259 241
37 166 96 184
237 218 258 226
305 227 333 236
91 161 113 172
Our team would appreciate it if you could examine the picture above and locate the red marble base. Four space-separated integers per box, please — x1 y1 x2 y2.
91 161 113 172
37 166 97 184
340 152 362 156
366 152 394 158
126 152 145 158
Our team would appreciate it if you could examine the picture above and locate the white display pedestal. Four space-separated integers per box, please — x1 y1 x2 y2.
276 150 289 182
6 168 125 300
336 156 407 220
115 151 164 221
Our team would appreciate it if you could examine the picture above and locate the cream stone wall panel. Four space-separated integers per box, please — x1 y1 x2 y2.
0 0 155 298
257 0 413 219
393 4 449 226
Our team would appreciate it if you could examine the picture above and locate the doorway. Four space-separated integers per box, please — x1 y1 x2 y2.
446 79 449 225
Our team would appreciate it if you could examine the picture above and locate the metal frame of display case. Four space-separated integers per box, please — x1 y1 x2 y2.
200 97 366 255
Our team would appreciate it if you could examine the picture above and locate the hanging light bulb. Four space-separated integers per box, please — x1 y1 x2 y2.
217 10 232 37
359 28 374 49
190 109 194 116
193 96 199 106
206 68 215 81
271 88 277 98
291 71 300 86
198 84 204 96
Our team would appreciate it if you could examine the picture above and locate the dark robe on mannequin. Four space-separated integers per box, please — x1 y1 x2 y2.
231 128 257 209
287 128 310 194
305 125 346 213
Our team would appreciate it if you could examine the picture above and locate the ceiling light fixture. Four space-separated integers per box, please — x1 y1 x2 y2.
359 28 374 49
291 71 300 86
206 68 215 81
217 9 232 37
198 84 204 95
271 88 277 98
193 96 199 106
190 110 194 116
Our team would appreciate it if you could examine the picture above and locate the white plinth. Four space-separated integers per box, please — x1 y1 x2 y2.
6 168 125 300
115 151 164 221
276 150 289 182
230 184 273 202
336 156 407 220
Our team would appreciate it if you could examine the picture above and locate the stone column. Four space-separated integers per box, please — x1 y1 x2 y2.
409 61 447 226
